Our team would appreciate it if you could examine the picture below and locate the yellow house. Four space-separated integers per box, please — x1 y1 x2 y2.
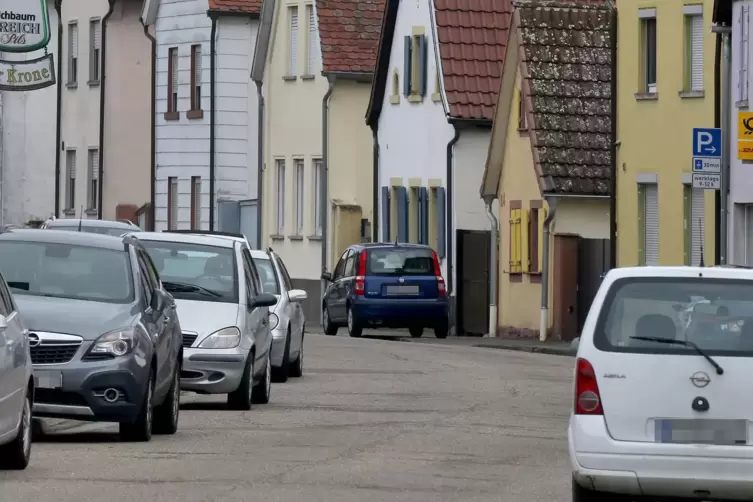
616 0 716 266
480 1 614 341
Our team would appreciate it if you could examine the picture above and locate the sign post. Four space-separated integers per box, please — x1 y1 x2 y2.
691 128 722 266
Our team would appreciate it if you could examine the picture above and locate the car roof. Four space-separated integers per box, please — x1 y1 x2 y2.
347 242 434 251
250 249 270 259
128 231 235 249
0 228 128 251
45 218 139 230
605 266 753 281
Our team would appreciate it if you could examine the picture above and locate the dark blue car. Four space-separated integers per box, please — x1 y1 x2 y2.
321 243 449 339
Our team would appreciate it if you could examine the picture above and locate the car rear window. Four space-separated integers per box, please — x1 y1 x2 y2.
252 258 280 295
366 247 434 276
594 277 753 356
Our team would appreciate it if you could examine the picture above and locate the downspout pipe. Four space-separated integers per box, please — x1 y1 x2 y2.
446 127 461 301
143 25 156 230
371 124 379 242
608 5 618 269
483 197 498 337
540 198 557 342
97 0 116 219
54 0 63 218
209 15 217 230
255 80 264 248
320 77 335 325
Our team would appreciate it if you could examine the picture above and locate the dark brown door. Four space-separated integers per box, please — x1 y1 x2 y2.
577 238 610 332
553 235 579 341
457 230 490 335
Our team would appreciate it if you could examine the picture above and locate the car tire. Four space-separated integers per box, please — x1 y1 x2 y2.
323 306 338 336
572 478 627 502
228 352 254 411
153 362 180 435
252 352 272 405
120 370 154 442
347 306 363 338
272 333 290 383
0 390 32 470
434 323 449 339
289 330 303 378
409 327 424 338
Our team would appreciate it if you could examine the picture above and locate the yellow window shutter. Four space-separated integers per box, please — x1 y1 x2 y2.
509 208 520 272
520 209 529 273
537 208 547 272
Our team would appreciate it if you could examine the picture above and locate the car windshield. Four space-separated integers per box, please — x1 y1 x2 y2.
252 257 280 295
0 241 133 303
47 225 132 236
140 240 238 304
367 247 435 276
595 277 753 356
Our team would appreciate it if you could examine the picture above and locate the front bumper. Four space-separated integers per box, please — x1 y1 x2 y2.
569 415 753 500
180 346 250 394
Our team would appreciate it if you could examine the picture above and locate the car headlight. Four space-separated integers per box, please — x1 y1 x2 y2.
269 313 279 330
88 329 136 358
198 327 241 349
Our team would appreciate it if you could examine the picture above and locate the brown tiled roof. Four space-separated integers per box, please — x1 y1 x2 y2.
316 0 386 74
208 0 261 14
516 1 613 195
434 0 513 121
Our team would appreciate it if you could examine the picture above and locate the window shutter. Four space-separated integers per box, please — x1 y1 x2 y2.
68 150 77 179
93 21 101 50
194 46 202 85
89 149 99 181
419 187 428 244
193 178 202 227
744 7 751 100
509 208 520 273
395 186 408 242
289 7 298 75
171 50 178 90
520 210 529 273
403 36 412 97
71 25 78 55
307 5 317 74
644 184 660 265
419 35 428 97
169 178 179 228
381 186 391 242
436 187 446 258
537 208 547 272
690 15 704 91
690 187 705 265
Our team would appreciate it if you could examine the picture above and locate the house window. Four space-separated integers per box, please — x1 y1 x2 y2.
190 176 201 230
390 70 400 104
639 9 657 93
517 89 527 130
276 159 286 234
190 45 202 114
288 6 298 76
408 187 418 243
734 203 753 265
68 22 78 85
683 185 705 266
508 201 528 274
684 6 704 92
294 159 304 235
87 148 99 210
65 150 76 210
167 177 178 230
167 47 178 115
739 5 750 102
638 182 659 265
306 4 317 75
415 187 429 245
529 203 547 274
403 31 428 98
313 159 323 236
89 19 101 84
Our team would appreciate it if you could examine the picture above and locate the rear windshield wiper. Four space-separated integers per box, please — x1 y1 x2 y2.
630 336 724 375
162 281 221 298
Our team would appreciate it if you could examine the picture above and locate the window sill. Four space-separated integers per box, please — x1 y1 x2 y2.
84 209 98 216
270 234 285 241
389 95 400 105
62 209 75 216
288 234 304 241
66 82 78 89
87 80 100 87
407 94 423 103
517 127 529 136
528 272 542 284
187 109 204 120
282 75 297 82
163 111 180 121
431 93 441 103
634 92 658 101
678 90 704 99
301 74 315 81
737 99 749 109
509 272 523 283
308 234 322 241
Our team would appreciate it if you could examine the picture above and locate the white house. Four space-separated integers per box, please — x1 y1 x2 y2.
365 0 506 334
141 0 261 244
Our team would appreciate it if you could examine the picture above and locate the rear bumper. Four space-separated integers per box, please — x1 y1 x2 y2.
351 297 448 327
569 415 753 500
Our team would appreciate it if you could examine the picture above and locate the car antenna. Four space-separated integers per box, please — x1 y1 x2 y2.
77 205 84 232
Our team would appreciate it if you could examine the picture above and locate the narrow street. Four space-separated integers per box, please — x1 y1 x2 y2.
1 334 573 502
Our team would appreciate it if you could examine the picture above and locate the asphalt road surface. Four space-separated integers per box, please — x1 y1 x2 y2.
2 334 574 502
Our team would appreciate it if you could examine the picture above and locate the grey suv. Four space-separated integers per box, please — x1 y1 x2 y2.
0 229 182 442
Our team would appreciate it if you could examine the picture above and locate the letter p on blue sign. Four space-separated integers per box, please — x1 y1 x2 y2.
692 128 722 158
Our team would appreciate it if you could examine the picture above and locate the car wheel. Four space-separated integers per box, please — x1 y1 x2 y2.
434 323 449 339
252 352 272 404
323 306 338 336
228 352 254 411
347 306 363 338
289 331 303 378
120 370 154 442
272 332 290 383
572 478 627 502
409 327 424 338
0 389 32 470
153 362 180 435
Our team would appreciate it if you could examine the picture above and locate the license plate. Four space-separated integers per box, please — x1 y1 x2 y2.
655 419 748 445
386 285 419 295
34 371 62 389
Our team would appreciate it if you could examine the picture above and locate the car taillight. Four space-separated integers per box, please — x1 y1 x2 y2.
431 251 446 296
354 251 366 295
574 358 603 415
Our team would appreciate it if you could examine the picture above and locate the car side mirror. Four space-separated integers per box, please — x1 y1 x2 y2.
149 289 166 314
288 289 307 302
251 292 277 309
321 272 332 282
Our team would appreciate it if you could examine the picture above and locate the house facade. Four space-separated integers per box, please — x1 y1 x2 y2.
616 0 715 267
481 1 614 341
142 0 261 237
366 0 507 335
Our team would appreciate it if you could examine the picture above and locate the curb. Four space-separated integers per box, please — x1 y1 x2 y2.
473 343 576 357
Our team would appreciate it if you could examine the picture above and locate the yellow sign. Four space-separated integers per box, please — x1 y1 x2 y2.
738 112 753 160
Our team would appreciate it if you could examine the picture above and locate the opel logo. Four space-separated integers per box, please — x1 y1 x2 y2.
398 277 405 284
690 371 711 388
27 333 40 348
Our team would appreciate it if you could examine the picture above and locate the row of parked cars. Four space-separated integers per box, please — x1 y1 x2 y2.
0 218 307 469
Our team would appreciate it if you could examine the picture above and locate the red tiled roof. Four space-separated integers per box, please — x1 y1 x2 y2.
434 0 513 121
316 0 386 73
208 0 261 14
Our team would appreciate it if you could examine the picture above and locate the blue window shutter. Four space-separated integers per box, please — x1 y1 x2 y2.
419 35 428 97
403 36 412 97
436 187 446 258
419 187 429 244
381 186 390 242
217 200 240 233
396 186 408 242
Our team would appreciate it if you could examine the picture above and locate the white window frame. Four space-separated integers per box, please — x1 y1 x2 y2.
87 148 99 210
288 6 299 76
168 47 178 113
684 6 703 92
276 159 286 234
639 9 657 94
306 4 318 75
294 159 305 235
89 18 101 84
313 159 323 236
68 21 78 85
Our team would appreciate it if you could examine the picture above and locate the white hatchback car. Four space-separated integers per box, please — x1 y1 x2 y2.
570 266 753 502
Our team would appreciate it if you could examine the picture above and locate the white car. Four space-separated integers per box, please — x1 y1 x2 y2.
570 266 753 501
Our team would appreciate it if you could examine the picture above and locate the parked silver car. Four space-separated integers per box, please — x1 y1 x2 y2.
250 249 306 382
0 271 33 469
133 232 277 410
40 218 140 236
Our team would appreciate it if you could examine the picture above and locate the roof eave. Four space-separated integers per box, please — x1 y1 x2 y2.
365 0 400 128
323 70 373 83
448 117 493 128
141 0 159 26
207 9 261 18
251 0 276 82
